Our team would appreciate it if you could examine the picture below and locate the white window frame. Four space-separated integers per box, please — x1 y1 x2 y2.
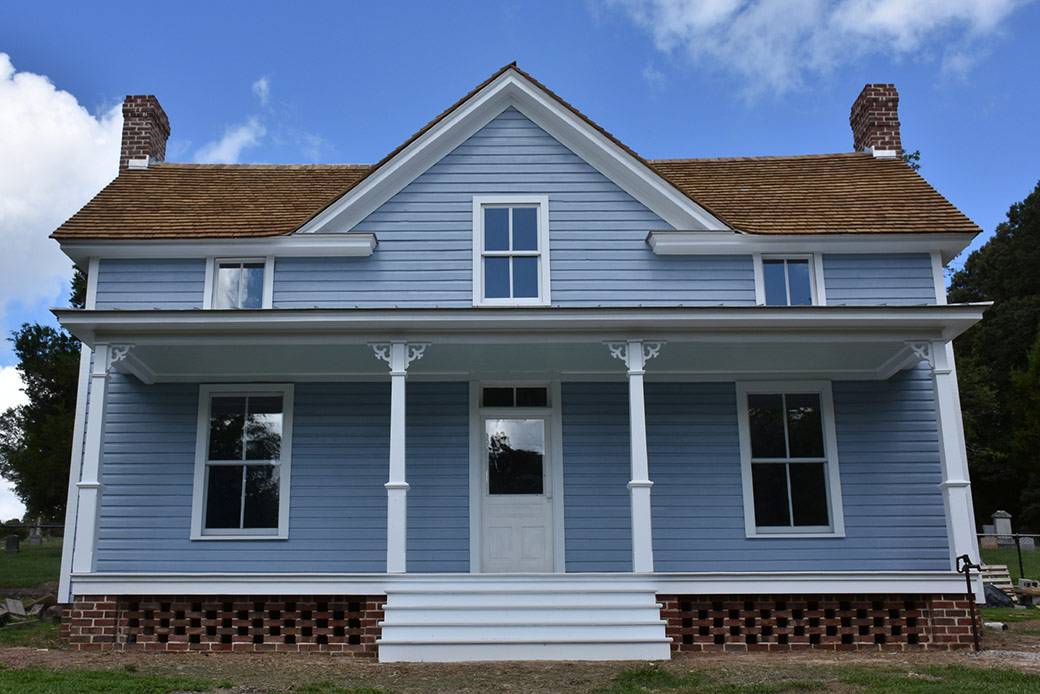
190 383 293 540
752 253 826 306
472 195 551 307
735 380 845 539
203 257 275 309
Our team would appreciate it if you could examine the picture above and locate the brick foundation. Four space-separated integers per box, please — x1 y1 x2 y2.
63 595 384 654
659 594 979 652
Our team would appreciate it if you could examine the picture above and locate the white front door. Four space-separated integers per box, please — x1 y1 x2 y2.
480 416 554 573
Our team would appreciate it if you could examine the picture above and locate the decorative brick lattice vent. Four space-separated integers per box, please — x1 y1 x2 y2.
659 594 978 652
64 595 384 654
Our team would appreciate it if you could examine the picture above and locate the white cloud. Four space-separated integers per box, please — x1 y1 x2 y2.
0 53 121 328
193 117 266 163
0 365 27 521
642 64 667 88
608 0 1029 96
252 76 270 106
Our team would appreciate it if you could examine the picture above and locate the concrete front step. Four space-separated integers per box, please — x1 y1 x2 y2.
377 638 673 662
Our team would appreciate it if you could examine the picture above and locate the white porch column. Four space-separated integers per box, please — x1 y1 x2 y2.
607 340 662 573
70 344 131 575
371 342 428 574
910 340 984 601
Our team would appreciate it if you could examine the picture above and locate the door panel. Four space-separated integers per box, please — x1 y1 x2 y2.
481 417 553 572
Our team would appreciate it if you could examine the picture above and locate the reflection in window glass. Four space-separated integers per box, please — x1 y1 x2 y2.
480 205 543 302
746 391 831 530
203 393 284 532
214 262 265 309
762 258 813 306
487 419 544 495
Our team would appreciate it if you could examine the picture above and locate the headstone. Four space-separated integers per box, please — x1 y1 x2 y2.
993 510 1015 547
4 534 19 553
983 524 996 535
1021 536 1036 552
27 522 42 546
981 535 998 549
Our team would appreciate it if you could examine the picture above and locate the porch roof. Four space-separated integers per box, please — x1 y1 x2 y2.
55 304 988 385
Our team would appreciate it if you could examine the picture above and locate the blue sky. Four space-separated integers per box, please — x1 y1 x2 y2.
0 2 1037 371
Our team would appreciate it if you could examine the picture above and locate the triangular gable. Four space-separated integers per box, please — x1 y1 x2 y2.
296 64 728 234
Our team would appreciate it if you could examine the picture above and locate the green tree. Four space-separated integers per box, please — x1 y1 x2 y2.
1011 334 1040 529
0 271 84 522
949 181 1040 528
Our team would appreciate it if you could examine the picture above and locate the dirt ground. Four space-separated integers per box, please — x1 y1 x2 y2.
2 645 1040 693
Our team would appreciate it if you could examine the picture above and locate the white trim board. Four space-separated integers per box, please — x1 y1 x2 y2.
647 231 975 264
68 570 967 597
295 69 726 235
59 234 377 266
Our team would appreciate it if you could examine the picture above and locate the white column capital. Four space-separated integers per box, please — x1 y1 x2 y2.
371 341 429 375
605 340 664 374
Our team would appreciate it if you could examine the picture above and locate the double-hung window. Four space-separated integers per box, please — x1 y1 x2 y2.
473 196 550 306
191 385 293 539
210 258 270 309
757 255 818 306
736 382 844 537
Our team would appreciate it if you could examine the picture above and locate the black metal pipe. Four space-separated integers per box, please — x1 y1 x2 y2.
957 554 981 652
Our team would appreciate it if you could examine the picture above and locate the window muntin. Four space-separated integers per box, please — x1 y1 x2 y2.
213 260 265 309
743 389 837 534
194 387 292 539
486 418 545 495
474 197 549 306
762 257 813 306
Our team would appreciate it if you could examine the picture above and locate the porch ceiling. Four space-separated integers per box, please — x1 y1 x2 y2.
54 304 988 384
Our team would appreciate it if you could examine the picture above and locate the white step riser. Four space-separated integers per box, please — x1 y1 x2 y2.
379 640 672 662
382 607 661 624
387 592 658 608
381 623 666 641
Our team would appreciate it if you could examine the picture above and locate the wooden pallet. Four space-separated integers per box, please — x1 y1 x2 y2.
982 564 1016 600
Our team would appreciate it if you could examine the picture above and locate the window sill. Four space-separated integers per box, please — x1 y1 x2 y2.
745 529 845 539
474 300 550 308
191 533 288 541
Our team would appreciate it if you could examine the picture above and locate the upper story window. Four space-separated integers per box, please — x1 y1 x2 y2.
191 385 293 540
736 382 844 538
756 255 819 306
211 258 271 309
472 195 550 306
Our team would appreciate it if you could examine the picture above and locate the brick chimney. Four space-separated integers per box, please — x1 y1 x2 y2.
849 84 902 155
119 95 170 168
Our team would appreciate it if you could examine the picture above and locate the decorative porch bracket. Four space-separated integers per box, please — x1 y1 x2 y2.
71 343 134 575
907 340 983 601
370 342 429 574
606 340 663 573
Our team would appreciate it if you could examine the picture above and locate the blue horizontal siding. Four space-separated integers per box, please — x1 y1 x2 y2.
823 254 936 305
95 378 392 572
406 382 470 573
95 259 205 309
645 370 949 572
271 107 756 308
561 382 632 572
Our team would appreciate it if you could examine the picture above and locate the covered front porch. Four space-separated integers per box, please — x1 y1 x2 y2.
57 305 983 582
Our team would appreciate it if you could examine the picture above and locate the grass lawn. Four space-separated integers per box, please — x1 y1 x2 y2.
980 546 1040 582
0 664 223 694
0 541 62 590
0 622 61 649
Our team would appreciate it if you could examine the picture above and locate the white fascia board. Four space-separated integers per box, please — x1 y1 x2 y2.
295 71 727 234
54 304 989 347
58 233 378 266
647 231 975 264
70 570 963 597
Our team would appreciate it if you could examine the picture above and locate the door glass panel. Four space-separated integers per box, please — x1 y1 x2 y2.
486 419 544 495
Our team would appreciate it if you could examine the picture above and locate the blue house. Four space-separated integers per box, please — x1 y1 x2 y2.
53 65 986 661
